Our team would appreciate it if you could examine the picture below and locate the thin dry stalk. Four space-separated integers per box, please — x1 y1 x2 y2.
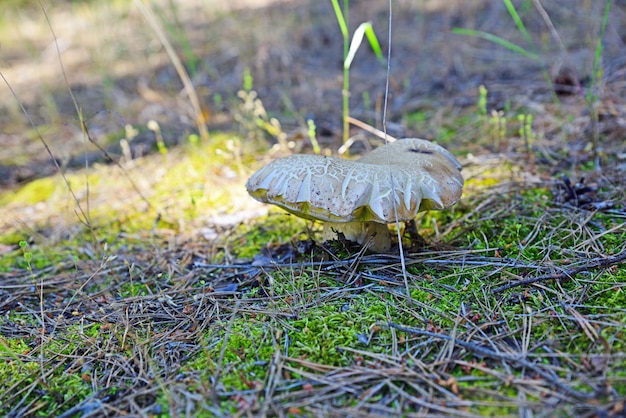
134 0 209 143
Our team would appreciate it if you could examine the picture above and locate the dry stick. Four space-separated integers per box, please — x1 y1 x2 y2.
492 248 626 294
37 2 93 229
385 380 481 418
347 116 397 142
531 0 567 57
134 0 209 143
387 322 592 400
576 221 626 250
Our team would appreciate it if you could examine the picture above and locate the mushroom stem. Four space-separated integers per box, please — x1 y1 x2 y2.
322 221 392 252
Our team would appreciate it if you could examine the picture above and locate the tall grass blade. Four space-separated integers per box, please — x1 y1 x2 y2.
587 0 611 106
452 27 540 62
587 0 611 171
330 0 348 38
503 0 533 46
331 0 350 144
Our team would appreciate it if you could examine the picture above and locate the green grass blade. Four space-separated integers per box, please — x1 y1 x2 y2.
364 23 385 63
587 0 611 105
345 22 384 69
452 27 540 62
503 0 532 46
331 0 348 38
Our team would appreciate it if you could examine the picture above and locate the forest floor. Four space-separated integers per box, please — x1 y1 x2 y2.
1 0 626 416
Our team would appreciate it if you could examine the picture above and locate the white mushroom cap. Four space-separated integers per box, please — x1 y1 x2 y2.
246 138 464 250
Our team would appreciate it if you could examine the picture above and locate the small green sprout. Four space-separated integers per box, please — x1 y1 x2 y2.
477 84 488 116
307 119 321 154
243 68 254 92
19 240 33 273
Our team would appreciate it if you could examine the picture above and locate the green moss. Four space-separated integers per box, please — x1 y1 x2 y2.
229 214 312 259
0 323 105 416
0 230 29 248
118 280 151 298
185 286 408 408
0 177 61 206
0 337 31 361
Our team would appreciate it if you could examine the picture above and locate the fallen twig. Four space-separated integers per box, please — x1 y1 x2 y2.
492 248 626 294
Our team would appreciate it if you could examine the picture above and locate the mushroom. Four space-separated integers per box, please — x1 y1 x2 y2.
246 138 464 252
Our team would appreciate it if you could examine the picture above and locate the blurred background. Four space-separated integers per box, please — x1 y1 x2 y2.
1 0 624 186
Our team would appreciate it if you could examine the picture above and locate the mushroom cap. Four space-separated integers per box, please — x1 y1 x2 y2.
246 138 464 224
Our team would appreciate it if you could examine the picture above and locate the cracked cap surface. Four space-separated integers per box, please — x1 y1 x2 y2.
246 138 464 224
